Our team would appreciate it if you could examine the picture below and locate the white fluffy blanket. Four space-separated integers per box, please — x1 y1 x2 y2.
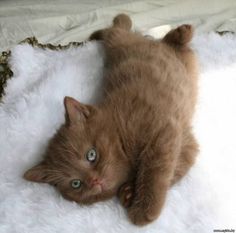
0 34 236 233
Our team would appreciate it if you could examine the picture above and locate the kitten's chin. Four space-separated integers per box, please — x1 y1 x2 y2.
88 191 116 204
91 183 117 198
61 185 118 205
82 186 118 205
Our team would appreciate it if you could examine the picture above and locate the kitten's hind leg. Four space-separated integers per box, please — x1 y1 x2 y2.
113 13 132 31
89 28 128 48
163 25 198 86
171 128 199 185
163 24 193 46
89 14 132 41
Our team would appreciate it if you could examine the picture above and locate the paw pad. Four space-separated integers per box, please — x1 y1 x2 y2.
118 183 134 208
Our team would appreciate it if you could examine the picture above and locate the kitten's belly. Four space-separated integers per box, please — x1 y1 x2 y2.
107 54 195 129
114 64 190 109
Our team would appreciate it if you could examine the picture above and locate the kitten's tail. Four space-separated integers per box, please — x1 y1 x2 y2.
163 24 193 46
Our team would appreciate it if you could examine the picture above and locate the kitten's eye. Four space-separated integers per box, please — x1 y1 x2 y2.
86 148 97 162
71 179 81 189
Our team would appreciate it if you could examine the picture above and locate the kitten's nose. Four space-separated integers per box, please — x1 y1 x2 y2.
89 177 102 187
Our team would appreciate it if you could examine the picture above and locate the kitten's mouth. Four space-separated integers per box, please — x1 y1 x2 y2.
93 184 104 193
90 177 106 193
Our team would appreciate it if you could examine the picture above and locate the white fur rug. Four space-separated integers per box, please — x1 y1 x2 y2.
0 34 236 233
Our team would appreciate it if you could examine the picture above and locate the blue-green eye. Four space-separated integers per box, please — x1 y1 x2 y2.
71 179 81 189
86 148 97 162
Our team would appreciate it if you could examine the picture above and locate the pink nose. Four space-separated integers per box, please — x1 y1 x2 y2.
90 178 102 187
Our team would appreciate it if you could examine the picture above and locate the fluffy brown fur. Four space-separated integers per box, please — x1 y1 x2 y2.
24 14 199 225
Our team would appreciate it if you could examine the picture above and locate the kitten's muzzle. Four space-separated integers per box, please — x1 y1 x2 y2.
89 177 104 188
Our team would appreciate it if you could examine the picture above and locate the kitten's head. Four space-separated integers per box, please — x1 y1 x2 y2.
24 97 130 204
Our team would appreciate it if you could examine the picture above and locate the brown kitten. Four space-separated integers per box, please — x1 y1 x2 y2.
24 14 199 225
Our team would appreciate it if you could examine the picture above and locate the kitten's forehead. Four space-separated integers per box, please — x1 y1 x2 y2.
46 154 86 179
54 126 89 152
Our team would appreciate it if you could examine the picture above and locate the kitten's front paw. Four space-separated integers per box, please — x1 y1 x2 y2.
118 182 134 208
128 206 157 226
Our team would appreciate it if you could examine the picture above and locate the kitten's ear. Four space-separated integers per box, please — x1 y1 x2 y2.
23 162 49 183
64 96 93 126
